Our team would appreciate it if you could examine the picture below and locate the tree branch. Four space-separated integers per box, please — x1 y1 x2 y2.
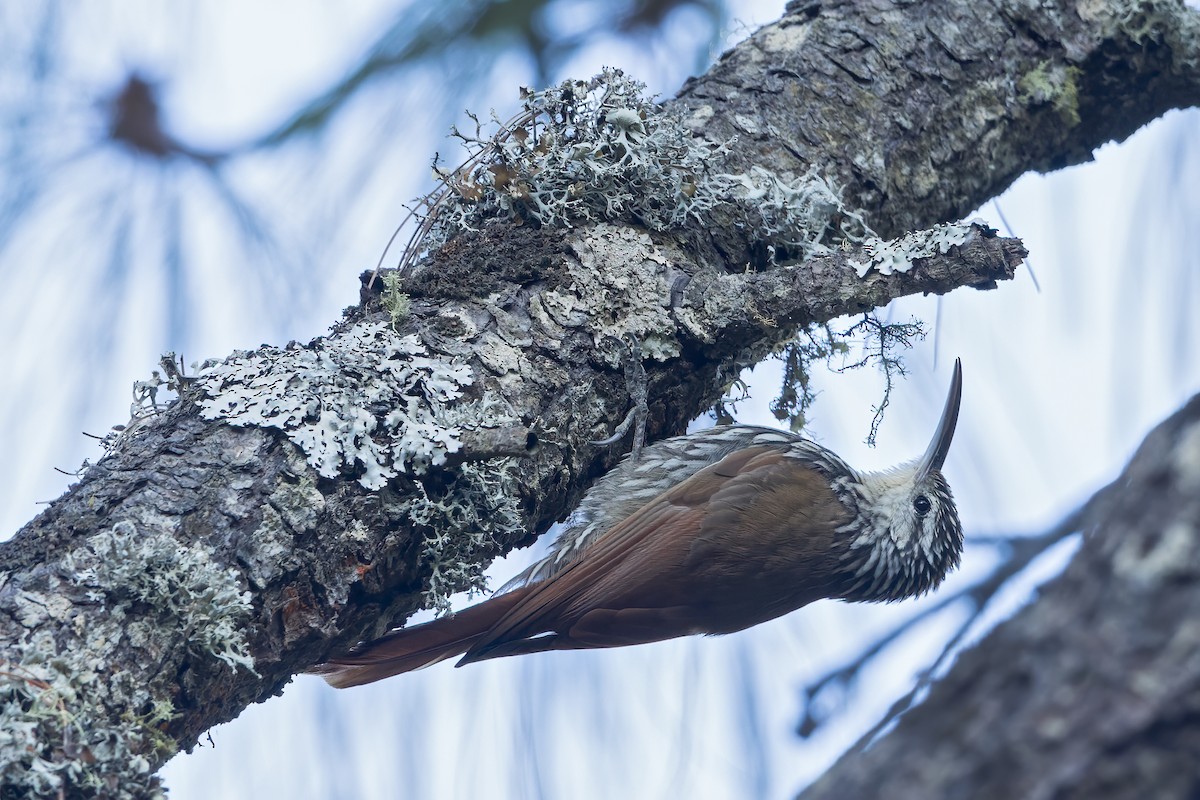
678 0 1200 246
1 0 1196 794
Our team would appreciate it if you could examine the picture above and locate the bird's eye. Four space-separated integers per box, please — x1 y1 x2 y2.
913 495 932 517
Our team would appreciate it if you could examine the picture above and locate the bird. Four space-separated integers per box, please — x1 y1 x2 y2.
316 360 963 688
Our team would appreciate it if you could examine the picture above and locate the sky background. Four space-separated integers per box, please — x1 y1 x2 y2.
2 2 1198 798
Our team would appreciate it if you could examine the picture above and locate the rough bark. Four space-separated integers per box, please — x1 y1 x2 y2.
1 0 1198 795
801 392 1200 800
680 0 1200 247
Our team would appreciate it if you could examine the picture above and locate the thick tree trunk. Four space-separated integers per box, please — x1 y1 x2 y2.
1 0 1198 796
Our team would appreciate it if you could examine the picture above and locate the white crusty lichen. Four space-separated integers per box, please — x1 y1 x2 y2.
68 521 255 673
197 321 473 490
850 222 977 277
402 68 871 273
533 225 680 365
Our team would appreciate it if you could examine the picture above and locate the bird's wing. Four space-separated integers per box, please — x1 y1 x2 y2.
459 444 792 663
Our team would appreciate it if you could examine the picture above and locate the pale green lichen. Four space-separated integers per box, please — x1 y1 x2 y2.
1018 61 1081 127
0 631 174 798
850 222 977 278
0 523 253 793
707 164 871 259
403 393 525 614
406 393 528 612
408 68 870 273
197 321 473 490
407 460 524 614
68 521 255 673
381 271 412 330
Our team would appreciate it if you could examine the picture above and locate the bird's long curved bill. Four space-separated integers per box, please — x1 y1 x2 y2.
917 358 962 480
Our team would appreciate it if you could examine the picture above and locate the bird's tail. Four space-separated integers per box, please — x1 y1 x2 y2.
312 585 533 689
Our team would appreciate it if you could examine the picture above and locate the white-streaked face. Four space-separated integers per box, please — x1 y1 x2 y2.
839 460 962 602
861 460 939 551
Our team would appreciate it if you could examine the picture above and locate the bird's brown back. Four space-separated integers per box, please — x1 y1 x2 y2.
462 445 855 659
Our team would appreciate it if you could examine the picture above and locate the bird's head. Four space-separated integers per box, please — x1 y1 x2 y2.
833 360 964 603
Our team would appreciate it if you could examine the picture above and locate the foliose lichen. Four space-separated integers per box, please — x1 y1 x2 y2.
197 321 474 490
850 222 977 277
